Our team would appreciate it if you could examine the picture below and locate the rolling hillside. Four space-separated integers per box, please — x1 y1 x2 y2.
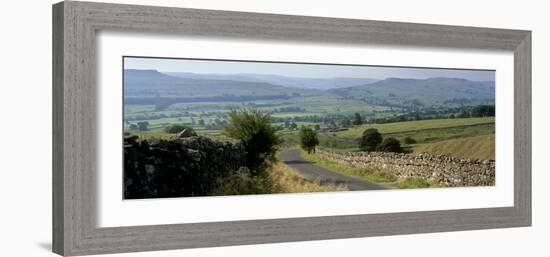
328 77 495 107
336 117 495 139
166 72 379 90
124 69 320 98
126 70 495 109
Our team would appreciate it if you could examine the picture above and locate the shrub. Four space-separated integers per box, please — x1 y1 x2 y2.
289 122 298 130
224 109 281 174
136 121 149 131
352 112 363 125
471 104 495 117
377 137 403 153
403 137 417 145
299 126 319 154
359 128 382 151
164 124 192 133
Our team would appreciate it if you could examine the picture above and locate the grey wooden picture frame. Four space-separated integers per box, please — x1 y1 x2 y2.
52 1 531 256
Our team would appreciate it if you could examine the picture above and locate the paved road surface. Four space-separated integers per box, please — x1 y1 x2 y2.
280 149 387 191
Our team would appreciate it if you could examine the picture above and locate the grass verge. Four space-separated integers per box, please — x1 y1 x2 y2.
300 149 447 189
300 149 397 184
396 177 431 189
213 161 346 196
270 161 348 193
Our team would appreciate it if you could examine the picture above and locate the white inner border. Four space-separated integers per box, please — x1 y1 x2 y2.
97 31 514 227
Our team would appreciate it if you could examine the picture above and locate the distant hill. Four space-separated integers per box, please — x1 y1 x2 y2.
124 70 495 110
165 72 378 90
124 69 320 99
328 77 495 107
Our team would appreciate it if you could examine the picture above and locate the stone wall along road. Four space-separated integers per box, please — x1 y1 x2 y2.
315 148 495 187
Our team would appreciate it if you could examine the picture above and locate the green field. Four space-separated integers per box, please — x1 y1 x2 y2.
128 114 496 161
414 134 495 160
336 117 494 138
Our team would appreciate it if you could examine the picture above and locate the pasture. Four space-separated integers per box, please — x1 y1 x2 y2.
414 134 495 160
336 117 495 138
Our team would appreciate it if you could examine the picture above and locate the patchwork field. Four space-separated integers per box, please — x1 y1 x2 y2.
130 116 496 162
336 117 495 138
414 134 495 160
298 117 497 158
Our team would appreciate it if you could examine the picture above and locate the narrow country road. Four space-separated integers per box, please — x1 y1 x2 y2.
280 149 387 191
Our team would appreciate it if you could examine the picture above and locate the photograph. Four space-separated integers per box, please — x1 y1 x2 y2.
123 56 496 199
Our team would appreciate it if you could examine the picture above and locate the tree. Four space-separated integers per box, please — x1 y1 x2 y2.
198 119 205 126
471 104 495 117
273 125 284 131
136 121 149 131
341 119 352 128
314 124 321 131
284 120 290 129
289 122 298 130
352 112 363 125
224 109 281 174
377 137 403 153
458 111 470 118
403 137 417 145
164 124 192 134
129 123 138 131
359 128 382 151
299 126 319 154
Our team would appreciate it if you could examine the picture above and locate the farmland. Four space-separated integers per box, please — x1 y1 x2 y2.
414 134 495 160
124 69 496 161
123 61 496 196
336 117 494 138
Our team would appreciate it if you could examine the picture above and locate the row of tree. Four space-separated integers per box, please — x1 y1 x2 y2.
297 125 407 154
359 128 404 153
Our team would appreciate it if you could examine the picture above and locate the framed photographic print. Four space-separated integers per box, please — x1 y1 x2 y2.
52 1 531 256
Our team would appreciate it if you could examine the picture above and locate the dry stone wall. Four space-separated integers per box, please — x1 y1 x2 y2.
315 148 495 187
124 135 247 199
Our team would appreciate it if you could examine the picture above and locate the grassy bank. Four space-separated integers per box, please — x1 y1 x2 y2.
213 160 347 196
300 149 397 185
301 149 445 189
270 161 347 193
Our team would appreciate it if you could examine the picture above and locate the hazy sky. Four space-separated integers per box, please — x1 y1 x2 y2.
124 57 495 81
